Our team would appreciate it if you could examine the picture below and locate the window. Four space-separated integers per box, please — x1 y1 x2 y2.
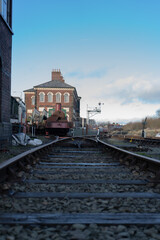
0 0 7 21
47 92 53 102
48 108 55 117
31 96 35 105
0 0 10 24
39 92 45 102
39 107 44 112
64 93 69 103
56 92 61 103
27 109 33 114
3 0 7 20
63 107 69 112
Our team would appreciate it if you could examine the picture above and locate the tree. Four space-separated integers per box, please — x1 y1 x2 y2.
156 109 160 118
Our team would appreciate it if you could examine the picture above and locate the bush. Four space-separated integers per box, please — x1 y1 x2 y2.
123 117 160 131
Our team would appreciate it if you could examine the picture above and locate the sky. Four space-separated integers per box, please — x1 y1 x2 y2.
11 0 160 124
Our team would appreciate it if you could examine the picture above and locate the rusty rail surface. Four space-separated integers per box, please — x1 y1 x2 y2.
1 136 160 182
98 139 160 165
97 138 160 180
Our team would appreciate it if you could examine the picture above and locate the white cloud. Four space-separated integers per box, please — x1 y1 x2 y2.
67 70 160 122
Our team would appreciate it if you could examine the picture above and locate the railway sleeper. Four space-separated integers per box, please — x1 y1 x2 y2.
1 137 160 232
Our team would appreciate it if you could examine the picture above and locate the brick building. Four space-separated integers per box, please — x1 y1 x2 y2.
24 70 81 127
0 0 13 146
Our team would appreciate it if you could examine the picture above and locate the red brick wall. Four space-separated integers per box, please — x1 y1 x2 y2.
0 16 12 123
0 14 13 144
25 89 75 122
24 92 35 117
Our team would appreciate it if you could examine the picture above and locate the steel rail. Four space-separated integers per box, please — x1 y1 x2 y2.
97 139 160 166
1 135 160 182
1 135 160 170
0 136 91 180
1 136 160 228
0 137 59 170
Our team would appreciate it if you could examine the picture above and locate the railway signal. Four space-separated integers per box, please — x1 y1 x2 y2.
86 102 104 125
86 102 104 134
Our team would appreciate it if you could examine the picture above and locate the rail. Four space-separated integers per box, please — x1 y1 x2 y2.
97 139 160 179
1 136 160 182
98 139 160 165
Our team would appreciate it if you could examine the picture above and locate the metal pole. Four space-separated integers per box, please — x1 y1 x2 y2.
86 105 89 135
86 105 89 125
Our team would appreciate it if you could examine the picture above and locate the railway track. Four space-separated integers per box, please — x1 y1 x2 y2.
1 137 160 239
124 136 160 147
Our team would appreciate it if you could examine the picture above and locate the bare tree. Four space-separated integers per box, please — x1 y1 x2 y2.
156 109 160 118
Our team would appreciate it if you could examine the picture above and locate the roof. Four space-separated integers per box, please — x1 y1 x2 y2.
34 80 75 89
23 88 35 93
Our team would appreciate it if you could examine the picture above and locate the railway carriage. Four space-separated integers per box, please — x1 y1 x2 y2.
45 103 73 136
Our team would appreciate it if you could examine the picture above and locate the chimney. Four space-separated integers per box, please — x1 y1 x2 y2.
51 69 65 82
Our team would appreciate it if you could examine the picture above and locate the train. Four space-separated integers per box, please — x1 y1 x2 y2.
45 103 73 136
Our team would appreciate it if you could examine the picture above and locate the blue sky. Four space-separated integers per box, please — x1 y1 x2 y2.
11 0 160 123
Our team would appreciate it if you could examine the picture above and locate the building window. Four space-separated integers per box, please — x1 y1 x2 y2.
63 107 69 112
0 0 11 25
39 107 44 112
27 109 33 114
39 92 45 102
64 92 69 103
56 92 61 103
31 96 35 105
47 108 55 117
47 92 53 102
0 0 7 21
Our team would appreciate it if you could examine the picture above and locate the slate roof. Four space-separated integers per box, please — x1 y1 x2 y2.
34 80 75 89
23 88 35 93
24 80 76 93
